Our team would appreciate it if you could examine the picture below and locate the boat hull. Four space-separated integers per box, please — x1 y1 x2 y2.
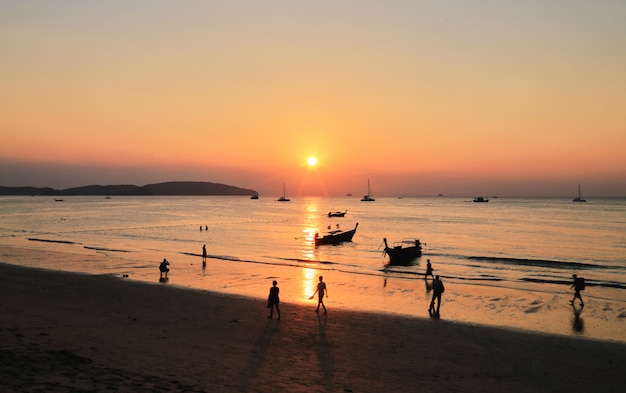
383 238 422 265
315 223 358 246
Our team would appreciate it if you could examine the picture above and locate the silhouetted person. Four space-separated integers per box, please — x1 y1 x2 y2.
570 274 585 307
425 259 434 280
267 280 280 319
429 275 445 316
205 225 208 231
202 244 207 267
309 276 328 314
200 226 202 231
159 258 170 278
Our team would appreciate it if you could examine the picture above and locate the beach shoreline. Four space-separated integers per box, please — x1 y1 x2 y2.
2 242 625 344
2 252 626 392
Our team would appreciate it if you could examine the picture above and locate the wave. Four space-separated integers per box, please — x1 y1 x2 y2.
83 246 131 253
464 255 624 271
520 277 626 290
28 238 78 245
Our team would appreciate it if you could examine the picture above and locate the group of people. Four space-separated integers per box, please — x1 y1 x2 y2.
267 276 328 320
425 259 445 316
160 249 586 319
158 244 208 277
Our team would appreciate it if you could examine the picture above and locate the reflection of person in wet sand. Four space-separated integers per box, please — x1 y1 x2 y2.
429 275 444 316
267 280 280 320
570 274 585 307
202 244 207 267
159 258 170 278
571 303 585 334
425 259 434 280
309 276 328 314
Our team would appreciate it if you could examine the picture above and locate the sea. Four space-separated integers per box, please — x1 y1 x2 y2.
1 195 625 341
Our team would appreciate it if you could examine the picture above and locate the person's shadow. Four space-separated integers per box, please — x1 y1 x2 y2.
571 303 585 334
317 313 334 391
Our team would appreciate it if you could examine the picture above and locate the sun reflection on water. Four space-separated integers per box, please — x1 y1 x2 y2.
302 268 318 299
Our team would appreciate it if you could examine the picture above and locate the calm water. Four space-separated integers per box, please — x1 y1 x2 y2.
1 195 625 339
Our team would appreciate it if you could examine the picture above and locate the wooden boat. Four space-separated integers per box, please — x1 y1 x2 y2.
314 223 358 246
383 238 422 265
250 195 259 199
277 183 290 202
328 210 347 217
573 184 586 202
473 196 489 203
361 179 375 201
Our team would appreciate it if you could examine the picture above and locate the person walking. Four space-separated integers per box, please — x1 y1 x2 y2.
202 244 207 267
309 276 328 314
429 275 445 316
425 259 434 280
267 280 280 319
570 274 585 307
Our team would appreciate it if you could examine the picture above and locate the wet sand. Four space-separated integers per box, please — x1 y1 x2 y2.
1 258 625 392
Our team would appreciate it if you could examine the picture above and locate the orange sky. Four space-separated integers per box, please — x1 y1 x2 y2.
1 1 625 196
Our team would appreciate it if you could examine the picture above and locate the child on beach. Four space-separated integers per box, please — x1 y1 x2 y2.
267 280 280 319
309 276 328 314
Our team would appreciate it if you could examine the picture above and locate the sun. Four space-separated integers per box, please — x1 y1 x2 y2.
307 156 318 167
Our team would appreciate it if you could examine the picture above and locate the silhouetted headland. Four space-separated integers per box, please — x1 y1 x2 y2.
0 181 258 196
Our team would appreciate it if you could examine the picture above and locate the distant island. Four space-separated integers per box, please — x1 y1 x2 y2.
0 181 258 196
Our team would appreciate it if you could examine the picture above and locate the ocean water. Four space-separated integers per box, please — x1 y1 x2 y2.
1 195 625 340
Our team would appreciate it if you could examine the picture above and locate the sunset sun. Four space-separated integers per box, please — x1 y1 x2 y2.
307 156 318 167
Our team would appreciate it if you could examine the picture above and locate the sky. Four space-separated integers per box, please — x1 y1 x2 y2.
1 1 625 197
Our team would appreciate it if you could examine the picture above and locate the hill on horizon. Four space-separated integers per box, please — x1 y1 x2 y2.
0 181 258 196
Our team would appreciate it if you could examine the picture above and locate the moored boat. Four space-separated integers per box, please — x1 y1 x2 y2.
361 179 375 201
277 182 290 202
314 223 359 246
328 210 347 217
573 184 586 202
383 237 422 265
473 196 489 203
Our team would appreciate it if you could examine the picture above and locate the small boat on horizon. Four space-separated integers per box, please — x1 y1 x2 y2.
473 196 489 203
573 184 586 202
277 183 290 202
361 179 375 202
383 238 423 265
314 223 358 246
328 210 347 217
250 194 259 199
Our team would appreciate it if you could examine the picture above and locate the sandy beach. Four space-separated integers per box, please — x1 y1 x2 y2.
2 250 626 392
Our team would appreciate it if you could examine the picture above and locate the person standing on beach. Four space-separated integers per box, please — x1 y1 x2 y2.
202 244 207 267
309 276 328 314
425 259 434 280
429 275 444 315
570 274 585 307
267 280 280 319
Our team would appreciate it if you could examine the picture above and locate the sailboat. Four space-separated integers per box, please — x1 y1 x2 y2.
572 184 586 203
361 178 375 202
277 182 290 202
